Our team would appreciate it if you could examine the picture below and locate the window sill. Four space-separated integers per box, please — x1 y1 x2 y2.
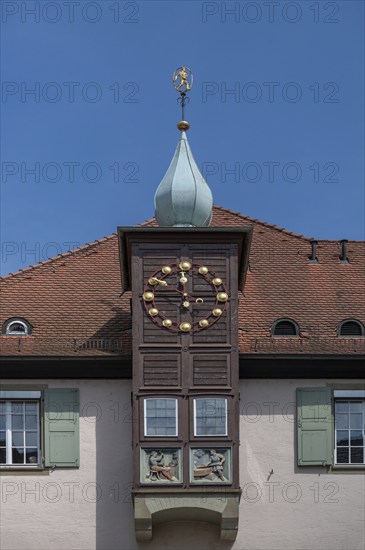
0 466 51 476
329 465 365 473
142 436 180 440
1 335 33 338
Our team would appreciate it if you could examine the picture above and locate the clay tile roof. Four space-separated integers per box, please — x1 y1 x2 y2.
1 206 364 357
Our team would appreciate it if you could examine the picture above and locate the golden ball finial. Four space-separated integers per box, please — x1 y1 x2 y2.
177 120 190 131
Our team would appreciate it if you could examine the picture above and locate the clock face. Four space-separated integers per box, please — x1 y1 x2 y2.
142 261 229 332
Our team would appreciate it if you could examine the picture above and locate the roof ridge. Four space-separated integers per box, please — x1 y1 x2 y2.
0 233 117 281
138 216 155 227
2 208 363 282
315 239 365 244
217 207 364 243
212 205 311 240
139 205 311 240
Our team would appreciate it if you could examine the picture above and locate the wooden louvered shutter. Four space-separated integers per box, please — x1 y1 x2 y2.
297 387 333 466
44 388 79 467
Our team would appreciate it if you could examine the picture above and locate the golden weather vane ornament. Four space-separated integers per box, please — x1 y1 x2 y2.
172 66 193 93
172 66 193 131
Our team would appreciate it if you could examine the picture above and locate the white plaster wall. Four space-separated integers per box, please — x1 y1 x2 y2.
0 379 136 550
1 379 364 550
236 379 365 550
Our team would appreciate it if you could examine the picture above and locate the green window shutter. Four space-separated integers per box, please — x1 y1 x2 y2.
44 388 80 468
297 387 333 466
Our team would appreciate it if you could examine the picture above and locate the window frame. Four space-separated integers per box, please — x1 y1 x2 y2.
193 397 228 437
271 318 299 337
143 397 178 438
334 393 365 467
337 319 365 338
0 391 41 468
2 318 32 336
0 386 80 470
297 386 365 469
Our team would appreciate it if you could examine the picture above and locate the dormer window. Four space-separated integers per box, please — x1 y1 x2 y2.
272 318 299 336
3 319 32 336
338 320 364 337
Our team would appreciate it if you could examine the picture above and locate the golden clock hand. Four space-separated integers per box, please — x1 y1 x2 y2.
173 289 191 308
174 289 204 304
174 289 191 297
179 272 188 284
149 277 168 287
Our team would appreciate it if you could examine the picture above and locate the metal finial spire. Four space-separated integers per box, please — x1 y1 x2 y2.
172 66 193 131
154 66 212 228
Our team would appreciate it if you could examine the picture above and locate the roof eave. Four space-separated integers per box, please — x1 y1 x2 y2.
117 226 253 292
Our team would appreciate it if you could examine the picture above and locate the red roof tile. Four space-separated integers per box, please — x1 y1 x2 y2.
1 206 364 356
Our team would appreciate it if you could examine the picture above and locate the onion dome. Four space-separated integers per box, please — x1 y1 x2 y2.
154 130 213 227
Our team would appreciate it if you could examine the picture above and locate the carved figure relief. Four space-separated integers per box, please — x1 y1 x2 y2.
191 448 231 483
141 449 181 484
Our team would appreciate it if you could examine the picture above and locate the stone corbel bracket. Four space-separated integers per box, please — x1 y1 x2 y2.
133 489 241 541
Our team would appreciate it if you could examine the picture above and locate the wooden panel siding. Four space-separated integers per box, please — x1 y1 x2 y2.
127 232 245 489
143 354 179 386
193 354 229 386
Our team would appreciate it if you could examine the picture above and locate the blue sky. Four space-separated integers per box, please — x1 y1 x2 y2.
1 0 364 276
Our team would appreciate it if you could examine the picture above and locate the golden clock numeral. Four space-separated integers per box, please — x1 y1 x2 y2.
145 263 226 330
217 292 228 302
179 261 191 271
179 322 191 332
143 291 154 302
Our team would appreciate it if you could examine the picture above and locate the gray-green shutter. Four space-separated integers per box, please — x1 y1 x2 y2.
44 388 79 468
297 387 333 466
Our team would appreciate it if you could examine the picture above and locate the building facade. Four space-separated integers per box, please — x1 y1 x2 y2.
1 205 364 549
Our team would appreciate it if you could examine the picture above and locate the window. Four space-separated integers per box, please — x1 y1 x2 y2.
3 318 32 336
272 319 299 336
297 387 365 467
335 398 364 465
194 398 227 436
0 388 79 469
144 398 177 437
0 392 41 466
338 320 364 337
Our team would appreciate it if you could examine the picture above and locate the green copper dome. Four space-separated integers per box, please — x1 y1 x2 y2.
154 131 213 227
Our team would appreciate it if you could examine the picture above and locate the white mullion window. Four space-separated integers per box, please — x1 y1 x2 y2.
5 402 12 464
194 398 228 437
0 399 40 466
335 400 365 465
144 398 178 437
